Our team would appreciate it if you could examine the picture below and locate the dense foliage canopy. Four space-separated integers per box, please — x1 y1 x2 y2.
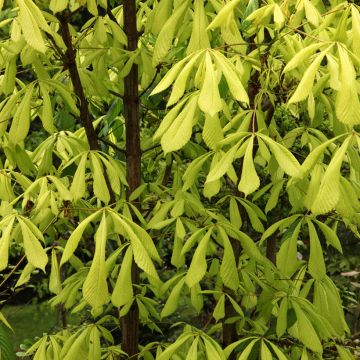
0 0 359 359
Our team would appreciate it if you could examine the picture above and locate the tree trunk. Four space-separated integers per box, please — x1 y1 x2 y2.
121 0 141 357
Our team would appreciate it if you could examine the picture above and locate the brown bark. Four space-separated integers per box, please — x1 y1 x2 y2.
121 0 141 357
58 15 99 151
58 14 115 204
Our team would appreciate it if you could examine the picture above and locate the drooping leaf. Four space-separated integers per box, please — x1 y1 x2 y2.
185 228 212 288
83 213 110 314
198 52 223 117
111 246 134 308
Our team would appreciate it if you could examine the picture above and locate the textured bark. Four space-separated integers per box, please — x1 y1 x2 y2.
121 0 141 357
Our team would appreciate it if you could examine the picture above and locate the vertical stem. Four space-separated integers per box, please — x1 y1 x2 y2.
121 0 141 357
58 15 99 151
58 13 115 204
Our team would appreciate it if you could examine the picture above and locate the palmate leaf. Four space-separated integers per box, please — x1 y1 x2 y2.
62 327 90 360
313 279 346 336
88 326 101 360
299 135 342 176
185 228 212 288
206 141 241 183
277 221 301 277
183 152 212 190
150 0 173 35
18 218 48 271
17 0 47 52
90 153 110 204
313 219 342 252
70 153 87 201
311 136 350 214
0 323 15 360
352 5 360 58
226 226 266 265
152 0 190 65
202 114 224 150
260 214 301 244
167 52 204 106
207 0 242 30
212 294 225 322
151 56 191 96
224 337 257 359
61 210 102 265
238 136 260 196
82 213 110 314
335 45 360 125
212 51 249 104
307 219 326 280
157 333 194 360
292 302 323 353
119 218 160 281
0 216 15 271
161 276 186 318
198 52 223 117
260 340 272 360
258 134 301 177
187 0 210 55
8 83 34 144
185 337 199 360
276 297 288 338
283 43 323 73
203 336 225 360
0 90 25 137
288 48 330 104
39 84 57 134
49 249 61 295
161 95 199 153
218 226 239 290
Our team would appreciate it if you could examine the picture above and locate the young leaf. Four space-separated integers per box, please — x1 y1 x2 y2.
161 277 186 318
161 95 198 153
70 153 87 201
313 220 342 253
311 136 350 214
307 219 326 280
49 249 61 295
185 228 212 288
292 302 323 353
335 45 360 125
9 84 34 144
288 49 328 104
153 0 190 65
61 211 102 265
167 52 204 106
19 218 48 271
213 294 225 322
207 0 242 30
277 221 302 277
83 213 110 314
90 153 110 204
238 136 260 196
218 226 239 290
198 52 223 117
17 0 47 52
187 0 210 54
112 246 134 308
258 134 301 177
212 51 249 104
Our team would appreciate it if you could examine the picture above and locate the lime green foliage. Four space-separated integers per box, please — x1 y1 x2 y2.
0 0 358 359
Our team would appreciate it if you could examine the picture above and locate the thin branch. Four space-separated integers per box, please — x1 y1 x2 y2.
98 136 126 154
